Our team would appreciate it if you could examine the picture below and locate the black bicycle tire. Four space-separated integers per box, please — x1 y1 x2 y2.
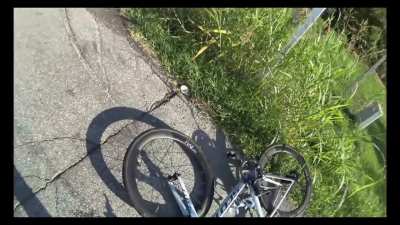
258 144 312 217
122 128 214 217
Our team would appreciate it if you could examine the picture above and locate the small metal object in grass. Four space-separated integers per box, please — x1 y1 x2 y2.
180 85 190 96
355 101 383 129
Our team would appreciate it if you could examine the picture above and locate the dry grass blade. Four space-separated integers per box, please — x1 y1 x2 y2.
192 39 217 61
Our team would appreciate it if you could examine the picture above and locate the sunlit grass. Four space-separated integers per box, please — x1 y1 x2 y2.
122 8 386 217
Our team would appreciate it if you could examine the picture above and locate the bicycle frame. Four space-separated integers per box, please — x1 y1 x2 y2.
167 175 198 217
167 172 296 217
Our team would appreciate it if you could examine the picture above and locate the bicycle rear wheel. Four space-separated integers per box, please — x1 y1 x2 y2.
257 144 312 217
123 128 214 217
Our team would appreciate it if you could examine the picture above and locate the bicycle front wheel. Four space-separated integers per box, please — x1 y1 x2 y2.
123 128 214 217
257 144 312 217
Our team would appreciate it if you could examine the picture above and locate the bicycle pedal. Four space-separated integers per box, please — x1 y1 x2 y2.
167 172 181 181
226 151 237 158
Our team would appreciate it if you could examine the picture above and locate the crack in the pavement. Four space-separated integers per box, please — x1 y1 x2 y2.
21 174 51 182
14 90 178 211
14 143 100 212
123 20 208 131
14 134 111 211
128 41 178 93
93 12 118 105
64 8 118 106
147 89 177 112
88 89 178 148
64 8 95 75
15 9 182 213
123 22 179 95
122 15 215 134
17 10 179 205
55 181 59 215
14 136 92 149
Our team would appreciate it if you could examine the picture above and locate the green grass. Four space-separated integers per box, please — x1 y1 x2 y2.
346 64 386 181
348 73 386 124
348 73 386 217
322 8 387 78
122 8 386 217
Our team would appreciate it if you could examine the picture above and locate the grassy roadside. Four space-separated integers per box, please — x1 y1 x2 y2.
122 8 386 216
322 8 387 84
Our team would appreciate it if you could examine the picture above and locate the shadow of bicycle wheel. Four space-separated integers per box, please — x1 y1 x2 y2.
85 107 216 217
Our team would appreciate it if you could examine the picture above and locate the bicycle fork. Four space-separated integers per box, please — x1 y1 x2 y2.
167 172 199 217
249 185 265 217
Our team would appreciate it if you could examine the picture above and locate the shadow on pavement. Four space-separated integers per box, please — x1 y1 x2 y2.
85 107 170 208
86 106 235 217
15 106 243 217
192 128 246 215
192 129 238 193
103 194 116 217
14 166 51 217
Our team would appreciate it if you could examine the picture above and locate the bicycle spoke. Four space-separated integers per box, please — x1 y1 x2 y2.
142 140 167 169
160 163 193 171
124 129 214 217
149 187 155 202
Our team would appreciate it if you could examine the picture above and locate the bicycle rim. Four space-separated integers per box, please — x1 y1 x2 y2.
123 128 214 217
258 144 312 217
